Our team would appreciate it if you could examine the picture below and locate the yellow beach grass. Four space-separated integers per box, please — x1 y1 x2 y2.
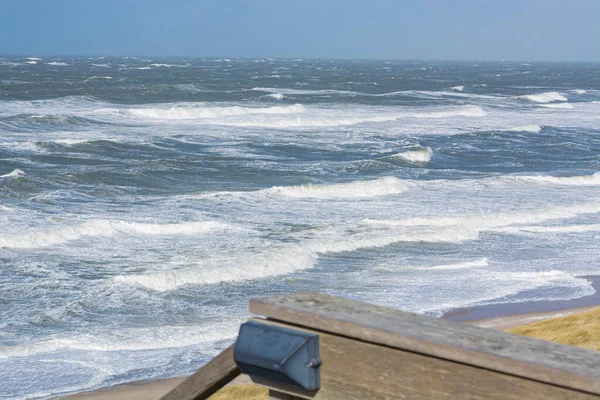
509 307 600 351
208 384 268 400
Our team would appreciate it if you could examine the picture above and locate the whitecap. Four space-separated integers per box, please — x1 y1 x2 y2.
451 85 464 91
392 147 432 163
405 258 489 271
268 93 284 100
83 76 113 83
0 220 232 249
0 169 25 179
508 125 542 132
540 103 574 109
518 91 567 103
406 106 487 118
127 104 305 119
262 176 410 199
47 62 69 66
506 172 600 186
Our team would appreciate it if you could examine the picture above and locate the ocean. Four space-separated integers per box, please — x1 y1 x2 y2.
1 56 599 399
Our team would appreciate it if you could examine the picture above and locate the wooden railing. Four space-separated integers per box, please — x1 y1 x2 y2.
161 292 600 400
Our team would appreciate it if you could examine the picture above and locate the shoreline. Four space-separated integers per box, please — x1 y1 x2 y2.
442 275 600 324
55 278 600 399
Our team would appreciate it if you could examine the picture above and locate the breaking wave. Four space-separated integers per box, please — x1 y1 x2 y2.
262 177 409 199
406 258 489 271
508 125 542 132
506 172 600 186
0 220 232 249
518 92 567 103
406 106 487 118
0 323 239 358
392 148 432 163
127 104 305 119
118 202 600 291
0 169 25 179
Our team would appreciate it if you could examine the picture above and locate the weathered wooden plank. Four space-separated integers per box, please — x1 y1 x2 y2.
249 292 600 395
256 318 599 400
160 344 240 400
269 390 303 400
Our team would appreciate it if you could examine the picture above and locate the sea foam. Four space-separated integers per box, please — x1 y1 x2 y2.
507 172 600 186
127 104 305 119
518 92 568 103
0 169 25 179
508 125 542 132
406 106 487 118
0 220 232 249
262 177 409 199
392 148 432 163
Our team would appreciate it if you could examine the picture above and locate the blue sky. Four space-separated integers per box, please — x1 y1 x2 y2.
1 0 599 60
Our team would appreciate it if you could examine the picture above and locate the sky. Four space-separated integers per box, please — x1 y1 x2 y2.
1 0 599 61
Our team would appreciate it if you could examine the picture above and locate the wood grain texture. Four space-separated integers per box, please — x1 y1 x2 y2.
269 390 304 400
160 345 240 400
249 292 600 395
257 318 599 400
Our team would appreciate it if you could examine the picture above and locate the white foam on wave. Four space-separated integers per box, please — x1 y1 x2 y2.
0 220 232 249
492 224 600 235
149 63 171 67
136 67 152 70
518 91 567 103
364 202 600 234
25 61 37 65
0 169 25 179
508 125 542 132
506 172 600 186
116 224 480 291
262 177 409 199
540 103 574 109
268 93 284 100
26 57 41 61
451 85 464 92
571 89 587 95
406 258 489 271
251 87 362 96
91 63 111 68
47 62 69 66
392 148 432 163
406 106 487 118
52 139 93 145
218 115 397 128
115 201 600 291
0 322 239 359
83 76 113 83
128 104 305 119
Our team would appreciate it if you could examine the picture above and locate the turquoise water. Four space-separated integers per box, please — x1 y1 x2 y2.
1 57 600 399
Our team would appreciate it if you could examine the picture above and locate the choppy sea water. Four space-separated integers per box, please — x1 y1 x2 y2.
1 57 600 399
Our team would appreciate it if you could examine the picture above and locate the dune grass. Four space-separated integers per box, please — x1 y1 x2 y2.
509 308 600 351
208 384 268 400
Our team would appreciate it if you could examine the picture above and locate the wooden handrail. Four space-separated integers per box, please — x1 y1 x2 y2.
250 292 600 396
160 344 240 400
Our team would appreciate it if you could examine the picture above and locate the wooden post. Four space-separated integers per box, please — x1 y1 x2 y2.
160 345 240 400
